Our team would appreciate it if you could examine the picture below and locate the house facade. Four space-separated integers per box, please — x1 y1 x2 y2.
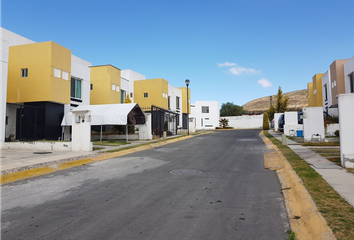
307 57 352 116
191 101 220 130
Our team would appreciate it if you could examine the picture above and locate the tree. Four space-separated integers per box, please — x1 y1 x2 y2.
263 112 270 130
275 86 289 113
267 105 276 121
219 118 229 128
220 102 244 116
124 94 132 103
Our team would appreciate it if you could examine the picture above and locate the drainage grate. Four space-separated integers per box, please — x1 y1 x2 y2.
169 169 203 175
33 152 52 154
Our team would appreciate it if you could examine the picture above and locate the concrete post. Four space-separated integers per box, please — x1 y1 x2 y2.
338 94 354 168
282 134 287 145
71 110 92 151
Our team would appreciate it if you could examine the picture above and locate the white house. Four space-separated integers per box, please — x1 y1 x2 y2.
121 69 146 103
321 70 335 115
191 101 220 130
168 84 183 128
1 27 35 148
344 55 354 94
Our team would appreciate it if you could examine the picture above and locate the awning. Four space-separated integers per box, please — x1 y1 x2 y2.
61 103 146 126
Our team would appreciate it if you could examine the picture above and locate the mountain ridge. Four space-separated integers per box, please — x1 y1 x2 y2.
242 89 308 113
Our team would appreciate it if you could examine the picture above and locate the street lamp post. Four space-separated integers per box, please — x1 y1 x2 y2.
185 79 190 135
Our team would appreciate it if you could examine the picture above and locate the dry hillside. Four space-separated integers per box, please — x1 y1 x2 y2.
243 89 308 113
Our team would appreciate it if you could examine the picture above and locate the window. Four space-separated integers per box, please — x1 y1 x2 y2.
130 93 133 98
112 84 115 90
54 68 61 78
350 73 354 93
116 85 119 92
62 71 69 80
201 118 203 126
202 106 209 113
205 118 209 120
144 93 148 98
6 116 8 125
121 89 126 103
71 77 82 99
324 84 328 101
21 68 28 77
90 84 93 90
168 96 171 109
176 96 180 108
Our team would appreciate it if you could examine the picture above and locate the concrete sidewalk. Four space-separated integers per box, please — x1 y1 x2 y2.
0 139 155 175
268 130 354 207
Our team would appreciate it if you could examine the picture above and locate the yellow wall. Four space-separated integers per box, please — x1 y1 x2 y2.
7 41 71 104
178 87 191 114
90 65 121 105
134 78 169 109
307 82 315 107
312 73 324 107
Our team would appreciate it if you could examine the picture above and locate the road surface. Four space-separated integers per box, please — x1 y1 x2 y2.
1 129 289 240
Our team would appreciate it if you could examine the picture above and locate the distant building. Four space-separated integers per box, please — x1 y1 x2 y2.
191 101 220 130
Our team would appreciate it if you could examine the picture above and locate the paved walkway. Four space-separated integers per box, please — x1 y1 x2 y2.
268 130 354 207
0 139 156 174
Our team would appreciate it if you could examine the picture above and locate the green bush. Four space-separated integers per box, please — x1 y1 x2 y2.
263 112 270 130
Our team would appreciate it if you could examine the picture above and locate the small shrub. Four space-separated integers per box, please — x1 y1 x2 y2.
263 112 269 130
334 130 340 137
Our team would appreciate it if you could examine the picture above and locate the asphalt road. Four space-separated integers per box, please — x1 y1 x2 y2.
1 129 290 240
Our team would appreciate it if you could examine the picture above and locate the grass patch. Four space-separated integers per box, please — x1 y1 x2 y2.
93 147 105 151
92 141 131 146
302 142 340 147
347 169 354 174
264 131 354 240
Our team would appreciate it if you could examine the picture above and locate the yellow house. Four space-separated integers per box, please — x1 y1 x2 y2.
312 73 324 107
7 41 71 104
90 65 121 105
134 78 169 109
178 87 191 114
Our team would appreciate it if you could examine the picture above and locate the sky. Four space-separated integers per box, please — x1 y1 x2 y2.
1 0 354 106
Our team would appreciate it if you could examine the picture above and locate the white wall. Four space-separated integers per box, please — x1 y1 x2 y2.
121 69 146 103
224 115 263 129
65 55 92 114
1 27 35 148
191 101 220 130
338 94 354 168
168 84 182 127
344 55 354 93
283 112 302 136
303 107 325 142
322 70 332 114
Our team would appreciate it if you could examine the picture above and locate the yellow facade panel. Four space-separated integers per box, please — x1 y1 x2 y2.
90 65 121 105
178 87 191 114
307 82 314 107
7 41 71 104
134 78 168 109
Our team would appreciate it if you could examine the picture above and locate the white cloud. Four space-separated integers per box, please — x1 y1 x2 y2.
218 62 261 75
229 67 261 75
258 78 272 88
218 62 237 67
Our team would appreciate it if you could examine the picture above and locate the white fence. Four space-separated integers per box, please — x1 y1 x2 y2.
222 115 263 129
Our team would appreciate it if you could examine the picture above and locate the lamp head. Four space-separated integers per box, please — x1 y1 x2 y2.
185 79 190 87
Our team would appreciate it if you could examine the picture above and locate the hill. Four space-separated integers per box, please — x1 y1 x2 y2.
242 89 308 113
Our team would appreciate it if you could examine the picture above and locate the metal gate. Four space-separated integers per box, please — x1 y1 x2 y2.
141 105 179 137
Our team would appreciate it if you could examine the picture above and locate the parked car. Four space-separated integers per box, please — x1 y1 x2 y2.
298 112 303 124
278 114 284 132
270 119 274 128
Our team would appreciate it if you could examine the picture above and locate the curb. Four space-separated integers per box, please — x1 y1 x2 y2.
260 131 336 240
1 132 212 185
